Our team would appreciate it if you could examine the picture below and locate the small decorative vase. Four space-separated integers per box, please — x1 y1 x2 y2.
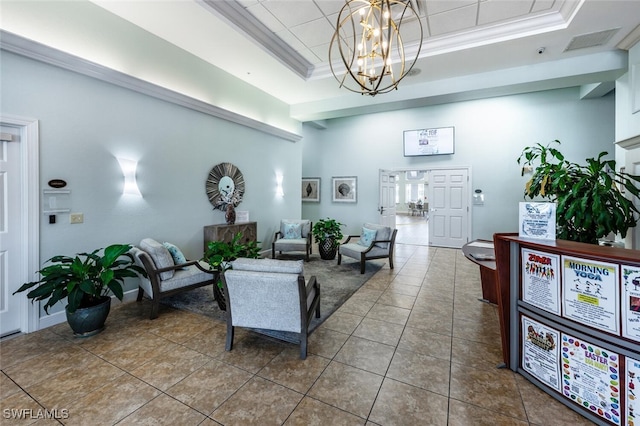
225 204 236 225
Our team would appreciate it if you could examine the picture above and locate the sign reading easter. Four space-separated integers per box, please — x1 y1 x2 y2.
562 256 619 333
621 265 640 343
561 333 621 425
522 316 561 392
522 249 561 315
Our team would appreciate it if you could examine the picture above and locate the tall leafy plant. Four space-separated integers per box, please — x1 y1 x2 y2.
517 140 640 244
13 244 145 313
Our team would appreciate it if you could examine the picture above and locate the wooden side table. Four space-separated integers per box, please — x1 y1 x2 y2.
203 222 257 251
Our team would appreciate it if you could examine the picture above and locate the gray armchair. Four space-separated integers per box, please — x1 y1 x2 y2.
337 223 397 274
272 219 313 261
131 238 216 319
221 257 321 359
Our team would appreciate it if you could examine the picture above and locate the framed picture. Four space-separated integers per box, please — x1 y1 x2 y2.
301 177 320 202
332 176 357 203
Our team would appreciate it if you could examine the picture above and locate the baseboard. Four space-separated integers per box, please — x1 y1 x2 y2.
37 289 140 331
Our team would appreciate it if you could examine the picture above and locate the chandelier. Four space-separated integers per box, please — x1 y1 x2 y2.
329 0 423 96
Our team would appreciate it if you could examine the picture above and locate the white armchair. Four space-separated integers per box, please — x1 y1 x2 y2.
337 223 398 274
221 257 321 359
271 220 313 261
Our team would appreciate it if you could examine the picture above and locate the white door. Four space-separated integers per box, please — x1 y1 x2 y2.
428 168 470 248
379 170 396 227
0 117 39 337
1 127 24 337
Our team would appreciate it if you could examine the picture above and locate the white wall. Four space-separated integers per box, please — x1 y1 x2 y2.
302 88 615 240
1 51 303 315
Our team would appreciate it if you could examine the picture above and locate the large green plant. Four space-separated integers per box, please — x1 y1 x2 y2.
202 232 261 273
312 218 345 243
517 140 640 244
13 244 145 313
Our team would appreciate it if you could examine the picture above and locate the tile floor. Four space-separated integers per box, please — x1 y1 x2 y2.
0 244 596 425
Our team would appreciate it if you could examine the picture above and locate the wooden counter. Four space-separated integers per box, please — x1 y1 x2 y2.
462 240 498 304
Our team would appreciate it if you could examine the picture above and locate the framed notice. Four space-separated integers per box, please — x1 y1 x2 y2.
522 316 561 392
561 333 621 425
522 249 561 315
621 265 640 342
519 202 556 240
562 256 620 333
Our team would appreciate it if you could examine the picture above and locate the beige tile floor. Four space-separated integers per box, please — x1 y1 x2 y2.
0 242 596 425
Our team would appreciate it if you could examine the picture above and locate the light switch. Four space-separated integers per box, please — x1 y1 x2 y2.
70 213 83 224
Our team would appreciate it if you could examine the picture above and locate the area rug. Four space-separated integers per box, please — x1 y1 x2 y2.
160 254 383 342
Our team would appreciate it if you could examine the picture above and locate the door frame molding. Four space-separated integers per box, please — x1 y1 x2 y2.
1 114 40 334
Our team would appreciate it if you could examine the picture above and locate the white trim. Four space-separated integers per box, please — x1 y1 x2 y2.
0 30 302 143
0 114 40 333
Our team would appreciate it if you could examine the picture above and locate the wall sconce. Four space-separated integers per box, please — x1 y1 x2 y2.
275 173 284 197
117 158 141 196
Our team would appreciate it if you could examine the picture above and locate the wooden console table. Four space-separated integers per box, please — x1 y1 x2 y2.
203 222 257 251
462 239 498 304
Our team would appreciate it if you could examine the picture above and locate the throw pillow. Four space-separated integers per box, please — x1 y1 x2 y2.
358 227 377 247
140 238 174 280
163 242 187 265
283 222 302 239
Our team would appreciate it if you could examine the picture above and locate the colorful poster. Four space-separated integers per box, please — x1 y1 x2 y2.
621 265 640 342
522 316 561 392
562 256 620 333
627 357 640 426
561 334 621 425
522 249 561 315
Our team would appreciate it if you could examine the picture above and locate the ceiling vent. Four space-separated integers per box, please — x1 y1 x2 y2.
564 28 620 52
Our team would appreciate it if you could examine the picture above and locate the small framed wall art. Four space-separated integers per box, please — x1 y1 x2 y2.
332 176 357 203
301 177 321 202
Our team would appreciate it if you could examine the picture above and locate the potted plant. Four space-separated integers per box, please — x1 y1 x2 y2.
517 140 640 244
202 232 261 310
13 244 145 337
312 218 345 260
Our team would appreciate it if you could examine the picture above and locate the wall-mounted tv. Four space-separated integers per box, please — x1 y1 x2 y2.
403 126 455 157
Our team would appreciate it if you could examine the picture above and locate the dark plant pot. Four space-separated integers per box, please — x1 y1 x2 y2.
318 237 338 260
65 296 111 337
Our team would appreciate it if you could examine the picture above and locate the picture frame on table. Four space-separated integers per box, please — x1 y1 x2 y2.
332 176 357 203
301 177 320 202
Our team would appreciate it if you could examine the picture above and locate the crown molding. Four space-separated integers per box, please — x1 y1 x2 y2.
617 24 640 51
198 0 313 80
0 30 302 143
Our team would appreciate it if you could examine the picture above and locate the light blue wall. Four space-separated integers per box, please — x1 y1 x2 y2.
616 42 640 142
1 52 302 313
302 88 615 239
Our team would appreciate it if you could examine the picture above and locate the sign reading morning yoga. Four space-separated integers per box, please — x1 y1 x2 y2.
562 256 619 333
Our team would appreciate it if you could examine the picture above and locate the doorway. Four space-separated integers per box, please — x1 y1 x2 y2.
384 167 471 248
0 116 39 338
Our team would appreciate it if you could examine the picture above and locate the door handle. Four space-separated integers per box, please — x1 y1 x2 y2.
379 206 384 214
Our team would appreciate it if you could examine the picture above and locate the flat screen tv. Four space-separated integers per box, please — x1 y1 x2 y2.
403 126 455 157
